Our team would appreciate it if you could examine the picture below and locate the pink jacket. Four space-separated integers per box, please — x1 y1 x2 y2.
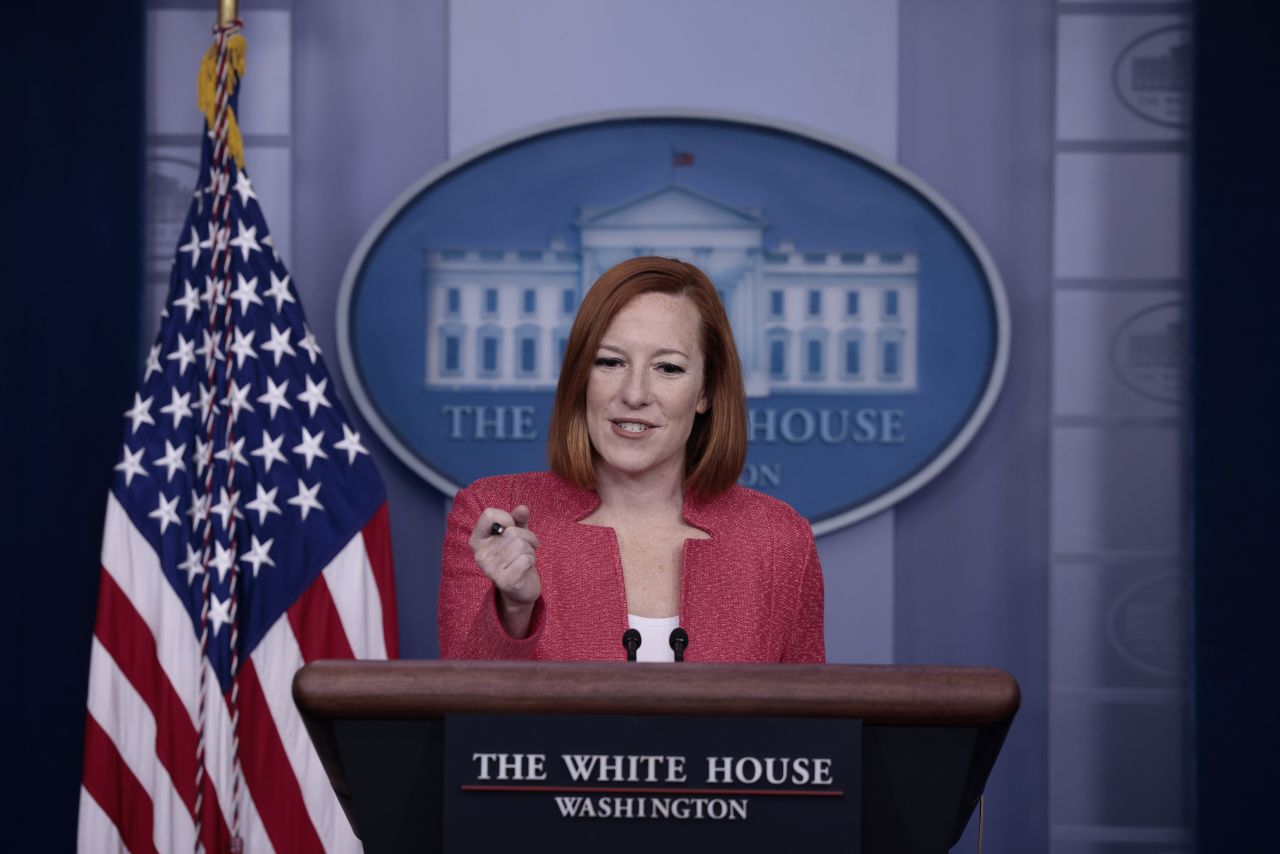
438 472 825 663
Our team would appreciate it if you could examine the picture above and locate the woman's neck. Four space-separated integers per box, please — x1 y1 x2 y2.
590 462 686 526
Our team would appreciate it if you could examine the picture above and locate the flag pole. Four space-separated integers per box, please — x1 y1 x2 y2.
218 0 238 26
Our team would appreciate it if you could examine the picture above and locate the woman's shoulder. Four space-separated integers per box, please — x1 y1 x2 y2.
456 471 597 519
689 484 810 535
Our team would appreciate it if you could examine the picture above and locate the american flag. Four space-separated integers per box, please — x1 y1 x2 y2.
78 22 397 853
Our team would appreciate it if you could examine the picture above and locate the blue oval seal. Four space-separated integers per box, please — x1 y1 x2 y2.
337 112 1009 534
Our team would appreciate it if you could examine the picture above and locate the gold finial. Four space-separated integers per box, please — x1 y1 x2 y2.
218 0 239 27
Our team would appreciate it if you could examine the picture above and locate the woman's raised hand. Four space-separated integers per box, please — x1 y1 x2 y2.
469 505 541 636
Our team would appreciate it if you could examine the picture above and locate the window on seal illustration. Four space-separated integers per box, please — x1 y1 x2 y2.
878 329 905 383
769 289 784 319
515 324 538 379
882 289 900 321
552 325 571 377
845 290 860 318
766 327 790 381
562 288 576 316
439 322 465 377
801 327 828 381
483 288 499 317
807 289 823 317
840 329 863 380
522 288 537 316
445 287 461 317
477 324 502 379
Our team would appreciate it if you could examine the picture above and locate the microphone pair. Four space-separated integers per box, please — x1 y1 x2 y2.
622 627 688 662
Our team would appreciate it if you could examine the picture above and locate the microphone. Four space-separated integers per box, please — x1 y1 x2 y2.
668 627 689 662
622 628 642 662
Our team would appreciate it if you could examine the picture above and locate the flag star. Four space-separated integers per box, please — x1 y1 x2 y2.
207 593 232 635
298 326 322 363
200 274 226 309
287 478 324 520
179 226 203 268
148 492 181 535
209 166 229 200
214 435 249 468
240 535 276 577
297 375 332 417
244 483 282 524
261 324 296 367
199 222 214 253
153 439 187 482
159 387 192 429
166 332 197 377
224 379 255 423
210 487 243 531
113 445 148 486
176 542 204 583
124 393 155 434
233 169 257 206
209 541 235 582
261 233 280 262
229 273 263 315
257 376 292 419
264 272 295 313
251 430 287 473
229 326 258 368
192 384 220 424
197 328 224 368
173 280 201 323
193 435 213 477
334 423 370 464
292 427 329 470
144 343 163 381
187 488 210 525
229 220 261 262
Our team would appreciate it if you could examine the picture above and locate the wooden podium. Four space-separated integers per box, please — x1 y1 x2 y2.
294 661 1019 853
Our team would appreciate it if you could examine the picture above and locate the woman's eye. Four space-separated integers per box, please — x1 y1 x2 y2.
594 357 623 368
657 363 686 375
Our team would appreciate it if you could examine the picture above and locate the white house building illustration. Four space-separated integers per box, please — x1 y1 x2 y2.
423 185 918 397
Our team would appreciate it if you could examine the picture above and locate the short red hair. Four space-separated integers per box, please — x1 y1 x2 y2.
547 256 747 497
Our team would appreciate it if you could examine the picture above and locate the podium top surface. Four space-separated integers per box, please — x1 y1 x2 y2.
294 660 1019 726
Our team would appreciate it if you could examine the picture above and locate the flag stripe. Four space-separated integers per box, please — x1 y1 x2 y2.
287 574 356 662
82 714 160 854
100 494 199 722
234 658 327 854
205 658 276 854
252 620 363 852
93 569 199 815
323 529 387 660
79 783 129 854
86 638 195 853
361 504 399 658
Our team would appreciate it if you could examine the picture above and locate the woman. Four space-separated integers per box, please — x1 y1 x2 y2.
438 257 825 662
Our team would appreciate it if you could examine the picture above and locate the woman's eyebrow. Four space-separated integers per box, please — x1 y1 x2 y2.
596 343 690 359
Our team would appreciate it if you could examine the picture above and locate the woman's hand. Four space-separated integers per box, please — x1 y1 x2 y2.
468 505 541 637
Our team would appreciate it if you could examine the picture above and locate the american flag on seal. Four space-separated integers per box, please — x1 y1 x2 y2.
77 18 397 854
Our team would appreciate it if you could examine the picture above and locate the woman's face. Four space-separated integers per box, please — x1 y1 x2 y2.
585 291 708 486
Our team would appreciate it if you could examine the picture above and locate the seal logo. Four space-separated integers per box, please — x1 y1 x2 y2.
338 112 1009 534
1110 301 1185 405
1112 24 1192 129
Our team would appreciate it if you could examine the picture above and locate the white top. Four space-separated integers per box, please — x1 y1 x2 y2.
628 614 680 663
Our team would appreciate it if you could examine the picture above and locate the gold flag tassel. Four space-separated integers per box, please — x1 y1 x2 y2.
196 30 247 169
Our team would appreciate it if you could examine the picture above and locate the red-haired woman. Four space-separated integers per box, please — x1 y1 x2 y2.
438 257 825 662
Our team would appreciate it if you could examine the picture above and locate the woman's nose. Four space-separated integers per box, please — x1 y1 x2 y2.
620 366 651 407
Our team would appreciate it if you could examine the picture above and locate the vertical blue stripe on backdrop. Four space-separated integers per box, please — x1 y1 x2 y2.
11 3 145 850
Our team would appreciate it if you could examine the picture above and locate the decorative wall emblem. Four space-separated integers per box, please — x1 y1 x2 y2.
1113 24 1192 129
338 112 1009 534
1111 301 1185 405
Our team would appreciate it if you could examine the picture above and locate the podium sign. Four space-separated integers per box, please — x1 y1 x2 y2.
444 714 861 852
